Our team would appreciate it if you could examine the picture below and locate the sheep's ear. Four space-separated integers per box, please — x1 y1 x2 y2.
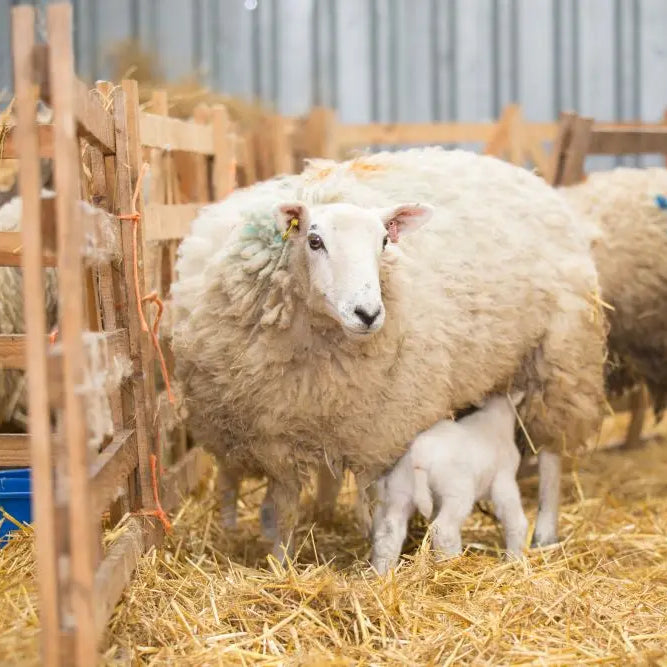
381 203 433 242
273 201 310 239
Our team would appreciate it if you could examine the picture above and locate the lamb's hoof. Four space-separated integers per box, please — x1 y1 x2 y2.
530 532 559 548
371 558 393 576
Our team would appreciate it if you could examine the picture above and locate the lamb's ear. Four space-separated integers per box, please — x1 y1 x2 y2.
381 203 434 242
509 390 526 407
273 201 310 239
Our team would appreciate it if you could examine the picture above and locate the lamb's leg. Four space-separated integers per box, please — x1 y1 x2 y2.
218 465 241 529
315 459 344 524
431 491 474 558
490 473 529 557
370 477 414 575
531 449 560 547
270 480 301 563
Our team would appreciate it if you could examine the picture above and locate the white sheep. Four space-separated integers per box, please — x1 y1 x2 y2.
370 392 528 575
172 148 606 560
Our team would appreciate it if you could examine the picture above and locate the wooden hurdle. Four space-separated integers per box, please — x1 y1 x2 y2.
547 111 667 449
0 5 230 663
294 104 558 174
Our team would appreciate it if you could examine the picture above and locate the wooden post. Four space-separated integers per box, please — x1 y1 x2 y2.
271 114 295 175
212 105 235 200
12 6 61 666
301 107 337 159
47 4 97 664
114 81 158 520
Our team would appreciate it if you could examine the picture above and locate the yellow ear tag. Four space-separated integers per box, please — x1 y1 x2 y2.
282 217 300 241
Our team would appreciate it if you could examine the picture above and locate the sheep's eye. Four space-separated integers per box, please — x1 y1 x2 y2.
308 234 324 251
382 236 388 250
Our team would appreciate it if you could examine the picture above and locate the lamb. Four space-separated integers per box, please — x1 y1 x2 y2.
171 147 606 560
561 167 667 419
370 392 528 575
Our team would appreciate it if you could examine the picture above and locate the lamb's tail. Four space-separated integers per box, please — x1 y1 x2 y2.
413 467 433 520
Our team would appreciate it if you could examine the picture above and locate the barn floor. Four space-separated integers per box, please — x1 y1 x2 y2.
2 416 667 665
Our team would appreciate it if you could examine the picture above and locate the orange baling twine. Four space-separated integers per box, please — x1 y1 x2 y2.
48 326 59 345
118 162 151 334
142 290 174 404
136 452 172 533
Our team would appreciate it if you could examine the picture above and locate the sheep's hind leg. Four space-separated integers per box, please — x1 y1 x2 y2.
218 465 241 529
259 481 277 541
531 449 560 547
490 473 528 557
270 480 301 563
431 490 474 558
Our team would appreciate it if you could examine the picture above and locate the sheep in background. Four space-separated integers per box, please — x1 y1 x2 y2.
561 167 667 421
371 392 528 575
0 192 58 430
172 147 606 560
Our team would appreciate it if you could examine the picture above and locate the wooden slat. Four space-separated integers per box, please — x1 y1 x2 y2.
335 121 557 149
12 7 61 665
561 116 594 186
212 106 235 200
0 433 31 466
143 203 200 241
73 77 115 155
116 80 158 517
160 446 209 513
48 5 97 662
0 231 56 267
139 111 215 154
588 127 667 155
1 124 55 159
0 334 28 369
93 517 145 639
89 429 138 517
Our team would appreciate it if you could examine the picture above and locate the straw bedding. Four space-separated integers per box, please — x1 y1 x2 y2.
1 417 666 665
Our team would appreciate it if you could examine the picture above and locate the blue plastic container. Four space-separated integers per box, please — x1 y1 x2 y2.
0 468 32 545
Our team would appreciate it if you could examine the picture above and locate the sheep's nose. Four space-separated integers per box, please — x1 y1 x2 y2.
354 306 381 327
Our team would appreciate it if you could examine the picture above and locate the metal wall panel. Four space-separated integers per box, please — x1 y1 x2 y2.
1 0 666 168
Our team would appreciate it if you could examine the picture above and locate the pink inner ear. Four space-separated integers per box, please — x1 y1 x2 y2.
387 219 400 243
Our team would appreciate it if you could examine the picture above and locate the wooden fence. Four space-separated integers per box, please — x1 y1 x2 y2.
0 3 296 664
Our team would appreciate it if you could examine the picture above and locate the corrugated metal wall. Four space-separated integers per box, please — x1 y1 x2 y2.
2 0 667 165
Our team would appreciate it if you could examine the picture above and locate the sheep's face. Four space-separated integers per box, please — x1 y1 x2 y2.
274 200 433 337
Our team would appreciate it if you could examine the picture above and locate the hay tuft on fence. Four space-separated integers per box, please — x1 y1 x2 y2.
2 417 667 665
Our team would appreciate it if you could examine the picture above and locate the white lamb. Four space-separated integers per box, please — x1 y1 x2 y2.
371 392 528 575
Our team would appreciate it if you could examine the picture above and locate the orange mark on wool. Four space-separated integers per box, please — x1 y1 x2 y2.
313 166 334 180
348 159 385 175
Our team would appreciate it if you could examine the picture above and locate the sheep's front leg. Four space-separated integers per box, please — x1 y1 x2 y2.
490 473 528 557
370 477 414 575
315 459 344 525
270 479 301 563
218 465 241 529
531 449 560 547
